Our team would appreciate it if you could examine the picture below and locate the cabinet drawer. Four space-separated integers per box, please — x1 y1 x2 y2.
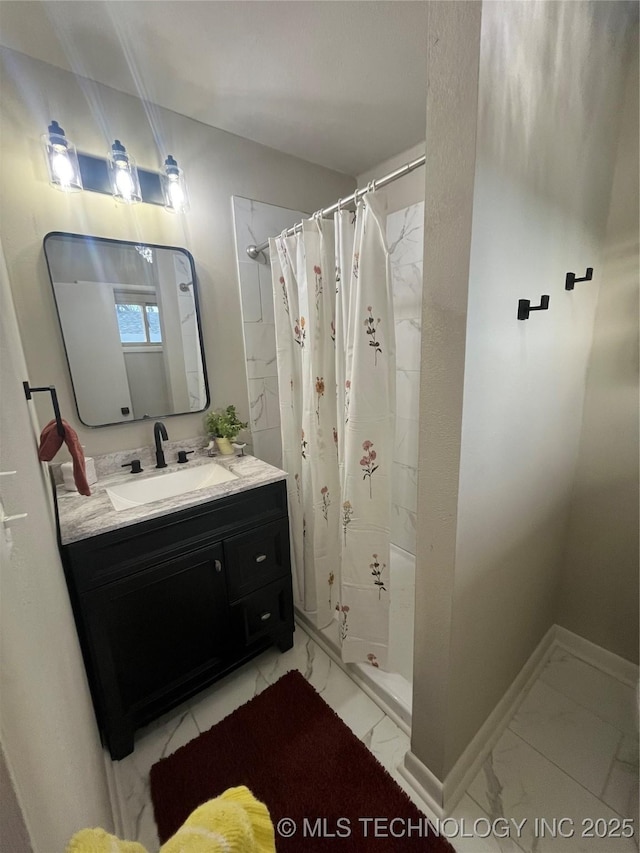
224 519 290 602
232 578 293 646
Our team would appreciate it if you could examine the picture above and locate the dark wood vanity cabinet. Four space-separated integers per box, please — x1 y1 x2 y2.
61 481 294 760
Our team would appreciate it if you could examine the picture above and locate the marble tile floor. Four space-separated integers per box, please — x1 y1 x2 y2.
110 629 638 853
110 623 411 850
455 647 639 853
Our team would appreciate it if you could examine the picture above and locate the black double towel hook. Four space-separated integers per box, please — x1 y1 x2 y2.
517 295 550 321
565 267 593 291
517 266 593 320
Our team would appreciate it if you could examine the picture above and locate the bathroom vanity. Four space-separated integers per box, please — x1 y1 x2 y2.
56 454 293 760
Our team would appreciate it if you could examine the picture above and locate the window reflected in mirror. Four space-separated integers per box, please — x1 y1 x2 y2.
43 232 210 426
115 297 162 343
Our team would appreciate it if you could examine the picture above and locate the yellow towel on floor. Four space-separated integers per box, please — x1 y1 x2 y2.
161 786 275 853
65 827 147 853
66 786 275 853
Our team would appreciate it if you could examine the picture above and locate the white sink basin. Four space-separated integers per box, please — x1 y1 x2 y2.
106 463 239 512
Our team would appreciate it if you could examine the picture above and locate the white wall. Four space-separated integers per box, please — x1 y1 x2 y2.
559 31 639 664
0 743 32 853
0 47 355 459
412 0 634 786
411 0 483 787
0 244 113 852
448 0 633 772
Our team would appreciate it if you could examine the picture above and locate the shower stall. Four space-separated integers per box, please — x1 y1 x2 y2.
232 188 425 728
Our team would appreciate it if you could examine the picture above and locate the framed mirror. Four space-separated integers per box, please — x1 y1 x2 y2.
43 232 209 427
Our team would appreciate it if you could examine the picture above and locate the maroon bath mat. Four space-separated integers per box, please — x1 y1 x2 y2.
150 669 453 851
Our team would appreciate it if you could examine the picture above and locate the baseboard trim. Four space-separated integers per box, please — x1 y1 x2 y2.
103 750 125 838
399 624 556 815
553 625 639 687
404 623 638 816
442 623 557 812
398 751 446 818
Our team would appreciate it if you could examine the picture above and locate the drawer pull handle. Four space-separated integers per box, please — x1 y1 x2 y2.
260 611 272 621
214 559 222 573
255 554 267 563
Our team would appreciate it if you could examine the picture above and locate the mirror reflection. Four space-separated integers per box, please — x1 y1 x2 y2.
43 232 209 426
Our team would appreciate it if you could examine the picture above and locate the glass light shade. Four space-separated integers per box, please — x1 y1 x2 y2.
43 121 83 192
107 140 141 204
161 154 190 213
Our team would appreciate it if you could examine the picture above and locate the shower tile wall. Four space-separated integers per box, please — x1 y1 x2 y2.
232 197 307 468
232 195 424 555
388 201 424 556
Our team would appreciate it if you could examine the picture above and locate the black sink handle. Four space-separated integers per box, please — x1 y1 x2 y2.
122 459 143 474
177 450 195 464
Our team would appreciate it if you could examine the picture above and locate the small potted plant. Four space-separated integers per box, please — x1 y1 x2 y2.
205 405 248 455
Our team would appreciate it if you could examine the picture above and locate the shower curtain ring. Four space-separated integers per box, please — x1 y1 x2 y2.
367 180 376 194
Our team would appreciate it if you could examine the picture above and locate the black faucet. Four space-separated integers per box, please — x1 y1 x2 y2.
154 422 168 468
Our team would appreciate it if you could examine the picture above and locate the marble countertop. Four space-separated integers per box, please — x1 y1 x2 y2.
56 453 287 545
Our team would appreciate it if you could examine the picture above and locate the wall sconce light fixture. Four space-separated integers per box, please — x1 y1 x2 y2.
107 139 141 204
43 120 189 212
161 154 189 213
43 120 83 192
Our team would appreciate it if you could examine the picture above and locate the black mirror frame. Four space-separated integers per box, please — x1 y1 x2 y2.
43 231 210 427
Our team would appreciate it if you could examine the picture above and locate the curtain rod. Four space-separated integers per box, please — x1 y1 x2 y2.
245 153 425 259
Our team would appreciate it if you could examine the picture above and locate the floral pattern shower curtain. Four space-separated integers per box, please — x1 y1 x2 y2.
270 193 395 667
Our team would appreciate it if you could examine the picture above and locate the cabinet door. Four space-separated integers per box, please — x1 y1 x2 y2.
82 542 229 749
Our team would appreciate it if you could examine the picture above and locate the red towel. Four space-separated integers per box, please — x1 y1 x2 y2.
38 419 91 496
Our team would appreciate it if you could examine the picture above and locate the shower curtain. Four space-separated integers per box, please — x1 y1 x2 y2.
270 192 395 667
